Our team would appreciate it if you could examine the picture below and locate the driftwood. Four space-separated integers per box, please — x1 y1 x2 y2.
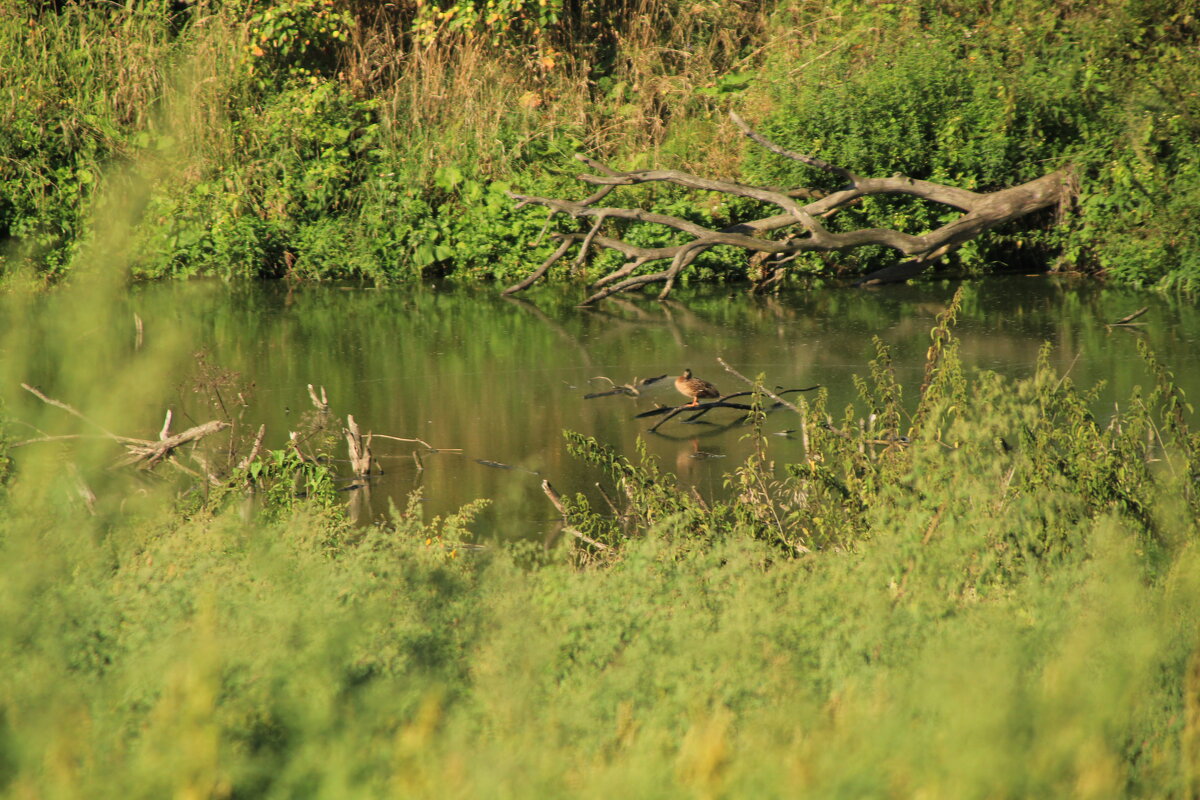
19 383 230 474
307 383 330 415
717 358 807 414
371 434 462 453
114 420 231 469
1107 306 1150 328
635 386 819 432
344 414 372 477
583 373 668 399
504 111 1070 303
541 479 611 552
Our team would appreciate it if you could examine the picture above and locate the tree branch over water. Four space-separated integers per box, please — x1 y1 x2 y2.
504 112 1070 304
19 383 230 473
635 386 820 432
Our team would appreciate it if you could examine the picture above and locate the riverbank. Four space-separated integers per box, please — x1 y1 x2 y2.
3 0 1199 290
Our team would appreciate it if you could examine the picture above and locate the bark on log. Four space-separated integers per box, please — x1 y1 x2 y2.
115 420 231 468
504 112 1071 304
344 414 372 477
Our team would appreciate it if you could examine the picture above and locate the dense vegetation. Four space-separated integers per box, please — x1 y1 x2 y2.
3 1 1200 794
2 0 1198 288
2 280 1199 795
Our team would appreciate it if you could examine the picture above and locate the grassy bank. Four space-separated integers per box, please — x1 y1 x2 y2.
1 284 1199 795
2 0 1199 289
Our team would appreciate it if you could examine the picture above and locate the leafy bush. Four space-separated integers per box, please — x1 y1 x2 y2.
3 0 1200 287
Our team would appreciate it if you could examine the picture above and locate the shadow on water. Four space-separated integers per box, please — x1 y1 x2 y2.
9 275 1200 540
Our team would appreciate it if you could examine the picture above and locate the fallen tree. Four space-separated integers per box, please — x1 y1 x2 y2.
504 112 1072 304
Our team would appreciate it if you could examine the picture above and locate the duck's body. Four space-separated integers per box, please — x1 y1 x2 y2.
675 369 720 406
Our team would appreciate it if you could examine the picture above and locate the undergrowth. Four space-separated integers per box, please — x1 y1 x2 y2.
1 287 1198 795
2 0 1198 289
556 289 1197 568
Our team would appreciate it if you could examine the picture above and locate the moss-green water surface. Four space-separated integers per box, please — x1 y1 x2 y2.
8 276 1195 540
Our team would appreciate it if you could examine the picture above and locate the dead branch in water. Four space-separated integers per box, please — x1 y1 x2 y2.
371 434 462 453
542 479 611 552
344 414 372 478
114 420 231 469
21 383 229 471
634 386 820 432
717 358 808 414
1107 306 1150 329
504 111 1069 303
583 374 669 399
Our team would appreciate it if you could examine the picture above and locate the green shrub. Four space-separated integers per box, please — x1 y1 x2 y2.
3 0 1200 287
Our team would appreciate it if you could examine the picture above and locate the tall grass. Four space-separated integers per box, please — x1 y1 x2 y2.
1 275 1198 794
3 0 1199 284
2 0 1200 287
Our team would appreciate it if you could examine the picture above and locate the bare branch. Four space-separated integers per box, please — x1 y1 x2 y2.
503 114 1068 303
729 110 856 183
307 384 329 414
237 424 267 472
115 420 231 469
371 433 461 453
501 237 574 295
717 358 803 414
21 383 125 440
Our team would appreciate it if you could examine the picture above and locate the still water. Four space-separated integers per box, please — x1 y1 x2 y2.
13 277 1200 539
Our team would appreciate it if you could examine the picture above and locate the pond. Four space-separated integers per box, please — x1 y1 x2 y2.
9 276 1199 541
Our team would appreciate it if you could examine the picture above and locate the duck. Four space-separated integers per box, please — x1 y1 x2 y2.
675 369 720 407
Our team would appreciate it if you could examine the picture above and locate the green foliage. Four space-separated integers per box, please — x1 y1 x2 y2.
244 447 339 516
1 290 1199 795
745 0 1200 285
132 80 387 280
246 0 354 89
2 0 1200 287
410 0 563 44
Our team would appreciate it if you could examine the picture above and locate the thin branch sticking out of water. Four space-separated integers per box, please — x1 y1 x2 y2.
636 386 820 432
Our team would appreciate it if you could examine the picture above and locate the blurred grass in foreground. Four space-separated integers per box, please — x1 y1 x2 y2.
1 285 1198 797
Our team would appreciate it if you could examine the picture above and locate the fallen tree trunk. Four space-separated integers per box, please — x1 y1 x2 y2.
504 112 1071 304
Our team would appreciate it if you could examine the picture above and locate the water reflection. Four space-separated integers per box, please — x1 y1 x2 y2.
11 276 1199 539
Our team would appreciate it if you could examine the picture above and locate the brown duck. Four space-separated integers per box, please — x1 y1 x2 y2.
675 369 720 406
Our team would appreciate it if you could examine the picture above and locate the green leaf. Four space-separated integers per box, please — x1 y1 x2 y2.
435 165 464 191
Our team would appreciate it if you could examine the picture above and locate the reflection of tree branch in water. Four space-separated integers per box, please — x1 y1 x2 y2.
506 292 801 361
502 295 595 369
578 298 726 351
605 295 660 321
657 301 689 351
